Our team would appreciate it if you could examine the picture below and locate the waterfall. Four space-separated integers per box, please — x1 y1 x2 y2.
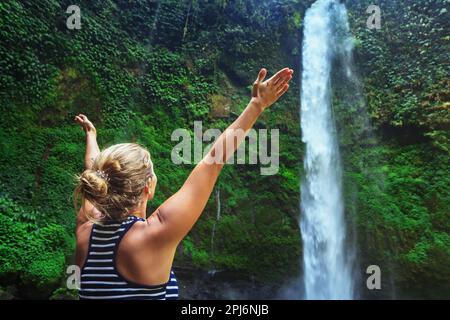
300 0 355 299
216 188 221 221
210 188 221 262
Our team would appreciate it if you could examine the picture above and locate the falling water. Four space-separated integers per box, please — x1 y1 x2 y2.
210 188 221 258
208 188 222 276
148 1 161 45
300 0 354 299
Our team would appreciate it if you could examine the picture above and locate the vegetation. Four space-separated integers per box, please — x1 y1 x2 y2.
0 0 448 298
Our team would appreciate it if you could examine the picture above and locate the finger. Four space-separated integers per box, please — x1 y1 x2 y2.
277 84 289 97
80 115 94 128
256 68 267 83
270 68 290 86
253 68 266 97
277 84 290 97
74 116 89 133
276 73 293 91
274 74 292 92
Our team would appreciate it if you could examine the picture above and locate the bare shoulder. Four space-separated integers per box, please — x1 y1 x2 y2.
119 212 175 257
145 209 176 245
75 221 94 267
125 214 166 246
76 221 94 241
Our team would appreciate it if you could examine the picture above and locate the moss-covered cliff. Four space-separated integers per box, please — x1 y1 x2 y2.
0 0 448 299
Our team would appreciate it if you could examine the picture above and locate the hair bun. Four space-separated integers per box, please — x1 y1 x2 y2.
74 143 153 222
80 169 108 201
103 158 121 173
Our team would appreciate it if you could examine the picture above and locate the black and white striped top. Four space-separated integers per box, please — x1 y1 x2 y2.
79 215 179 300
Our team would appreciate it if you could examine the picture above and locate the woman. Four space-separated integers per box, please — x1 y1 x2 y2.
74 67 293 300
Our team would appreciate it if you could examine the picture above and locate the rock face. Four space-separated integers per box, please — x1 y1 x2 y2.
0 0 448 300
210 94 231 118
175 269 282 300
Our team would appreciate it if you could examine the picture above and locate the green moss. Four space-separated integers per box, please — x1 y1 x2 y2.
0 0 448 298
0 195 75 298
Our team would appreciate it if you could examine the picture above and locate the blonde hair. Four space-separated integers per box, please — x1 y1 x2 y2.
74 143 153 222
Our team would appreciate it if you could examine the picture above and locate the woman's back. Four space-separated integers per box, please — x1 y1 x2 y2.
78 215 179 300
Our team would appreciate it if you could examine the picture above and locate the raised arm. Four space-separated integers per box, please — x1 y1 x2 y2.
75 114 100 170
74 114 101 227
150 67 293 245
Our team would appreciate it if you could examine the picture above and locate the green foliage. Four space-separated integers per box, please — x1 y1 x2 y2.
0 195 74 298
49 287 78 300
342 143 449 292
347 0 450 153
0 0 304 297
0 0 448 299
182 236 211 267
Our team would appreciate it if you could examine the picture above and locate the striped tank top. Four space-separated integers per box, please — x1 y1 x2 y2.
79 215 179 300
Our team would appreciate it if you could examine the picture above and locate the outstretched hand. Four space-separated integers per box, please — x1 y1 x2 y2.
74 114 96 135
251 67 293 110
